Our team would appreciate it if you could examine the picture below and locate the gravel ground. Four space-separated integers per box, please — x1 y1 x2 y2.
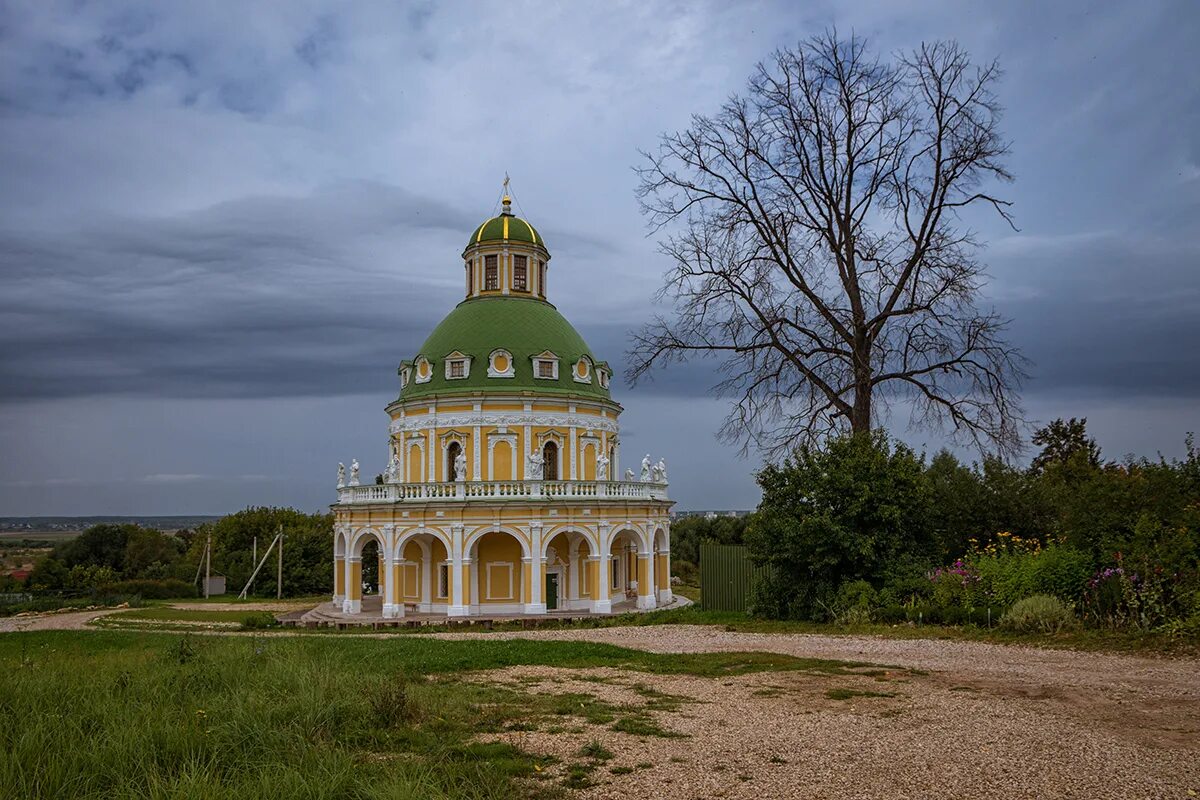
442 626 1200 799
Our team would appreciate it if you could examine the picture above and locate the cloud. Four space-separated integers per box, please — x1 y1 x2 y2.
0 1 1198 515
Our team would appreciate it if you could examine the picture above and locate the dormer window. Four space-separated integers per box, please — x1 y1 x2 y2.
444 351 471 380
513 255 528 292
597 368 610 389
532 351 559 380
485 255 498 290
573 356 593 384
488 349 515 378
414 357 433 383
400 366 411 388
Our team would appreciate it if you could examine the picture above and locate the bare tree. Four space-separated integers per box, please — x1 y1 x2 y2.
631 32 1026 458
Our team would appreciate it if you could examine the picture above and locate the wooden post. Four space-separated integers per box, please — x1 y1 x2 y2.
276 525 283 599
204 534 211 599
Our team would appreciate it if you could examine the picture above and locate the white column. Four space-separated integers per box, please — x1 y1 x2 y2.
569 407 578 480
448 524 468 617
332 524 344 604
382 525 402 618
420 543 432 612
523 403 532 478
592 522 612 614
525 522 545 614
427 427 435 483
473 403 482 481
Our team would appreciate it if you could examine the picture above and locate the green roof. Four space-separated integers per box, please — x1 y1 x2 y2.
466 213 544 251
398 296 611 402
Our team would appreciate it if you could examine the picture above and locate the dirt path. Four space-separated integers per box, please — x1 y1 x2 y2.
0 608 125 633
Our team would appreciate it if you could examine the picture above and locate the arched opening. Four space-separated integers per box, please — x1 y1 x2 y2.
395 531 450 612
609 529 649 608
543 441 558 480
467 530 528 612
544 529 595 611
447 441 462 481
361 538 380 595
654 527 671 604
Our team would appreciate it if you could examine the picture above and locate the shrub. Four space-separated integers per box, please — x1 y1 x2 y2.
1000 594 1075 634
239 612 278 630
97 579 196 600
364 673 419 728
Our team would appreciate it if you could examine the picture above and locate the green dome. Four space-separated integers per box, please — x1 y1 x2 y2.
466 212 544 252
399 296 610 401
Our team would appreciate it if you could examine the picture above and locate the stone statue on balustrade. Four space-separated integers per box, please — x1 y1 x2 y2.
624 468 635 482
454 451 468 482
641 454 652 482
337 462 346 489
596 453 609 481
655 458 668 483
385 453 400 483
527 450 544 480
349 459 360 486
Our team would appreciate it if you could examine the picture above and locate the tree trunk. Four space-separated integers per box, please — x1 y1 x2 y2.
851 379 872 434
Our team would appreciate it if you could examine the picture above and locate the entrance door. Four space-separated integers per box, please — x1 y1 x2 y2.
545 573 559 611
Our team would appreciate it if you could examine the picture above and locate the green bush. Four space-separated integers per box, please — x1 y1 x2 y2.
97 579 196 600
239 612 279 630
1000 594 1075 634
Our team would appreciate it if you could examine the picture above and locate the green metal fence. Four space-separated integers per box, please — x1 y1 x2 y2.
699 543 769 612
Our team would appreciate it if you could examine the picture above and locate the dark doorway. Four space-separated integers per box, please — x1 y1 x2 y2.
543 441 558 480
546 573 559 610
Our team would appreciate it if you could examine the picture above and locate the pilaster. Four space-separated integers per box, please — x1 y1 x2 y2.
448 523 468 616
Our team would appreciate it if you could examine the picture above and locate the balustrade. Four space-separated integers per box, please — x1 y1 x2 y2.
336 479 668 505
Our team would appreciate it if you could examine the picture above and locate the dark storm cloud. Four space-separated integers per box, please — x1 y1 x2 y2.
1 0 1198 515
0 179 622 403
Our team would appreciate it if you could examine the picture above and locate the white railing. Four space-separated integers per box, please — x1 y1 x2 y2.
336 479 669 505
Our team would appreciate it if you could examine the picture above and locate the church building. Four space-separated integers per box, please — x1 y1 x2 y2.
329 189 673 618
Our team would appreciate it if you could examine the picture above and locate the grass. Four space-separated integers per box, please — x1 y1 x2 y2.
0 630 872 799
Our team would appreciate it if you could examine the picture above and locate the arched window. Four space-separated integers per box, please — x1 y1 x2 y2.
542 441 558 480
485 255 498 290
447 441 462 481
513 255 528 291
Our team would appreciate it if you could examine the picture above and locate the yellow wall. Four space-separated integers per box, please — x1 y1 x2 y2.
348 561 362 601
656 553 670 590
407 444 423 482
580 441 596 480
474 532 523 604
493 440 512 480
334 558 345 595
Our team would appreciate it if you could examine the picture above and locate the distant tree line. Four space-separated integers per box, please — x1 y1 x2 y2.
7 507 332 602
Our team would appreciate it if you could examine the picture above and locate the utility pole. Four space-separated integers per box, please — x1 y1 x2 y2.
204 533 212 599
276 524 283 600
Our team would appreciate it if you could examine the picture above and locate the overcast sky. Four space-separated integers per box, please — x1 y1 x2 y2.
1 1 1198 516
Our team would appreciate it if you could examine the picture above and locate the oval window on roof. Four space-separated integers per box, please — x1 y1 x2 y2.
488 349 514 378
573 356 592 384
